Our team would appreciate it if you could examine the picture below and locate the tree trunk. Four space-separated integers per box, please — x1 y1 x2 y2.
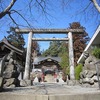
0 0 17 19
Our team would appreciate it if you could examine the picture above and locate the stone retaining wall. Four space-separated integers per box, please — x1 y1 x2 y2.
79 54 100 88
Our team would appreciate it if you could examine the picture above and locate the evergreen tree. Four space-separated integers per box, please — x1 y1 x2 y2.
42 41 67 57
42 41 61 57
32 41 41 57
7 27 25 50
59 52 69 74
69 22 90 65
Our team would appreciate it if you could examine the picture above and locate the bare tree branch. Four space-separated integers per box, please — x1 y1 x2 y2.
10 10 32 27
0 0 17 19
70 2 92 18
29 0 33 14
0 0 99 29
8 12 18 27
28 0 53 25
91 0 100 13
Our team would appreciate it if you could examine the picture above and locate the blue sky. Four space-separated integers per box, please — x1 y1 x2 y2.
0 0 100 51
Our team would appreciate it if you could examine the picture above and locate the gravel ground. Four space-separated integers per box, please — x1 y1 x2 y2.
2 83 100 95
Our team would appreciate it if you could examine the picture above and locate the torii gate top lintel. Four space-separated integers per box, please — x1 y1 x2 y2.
15 28 84 34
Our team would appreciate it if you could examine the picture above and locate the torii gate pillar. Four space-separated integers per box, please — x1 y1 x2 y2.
68 32 75 80
24 32 33 80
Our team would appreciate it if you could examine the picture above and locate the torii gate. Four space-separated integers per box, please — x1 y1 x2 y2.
15 28 84 80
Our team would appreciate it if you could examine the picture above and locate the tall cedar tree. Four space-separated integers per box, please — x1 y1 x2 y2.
32 41 41 58
7 27 25 50
69 22 90 65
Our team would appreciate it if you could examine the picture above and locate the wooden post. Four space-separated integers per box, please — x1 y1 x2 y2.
68 32 75 80
24 31 33 80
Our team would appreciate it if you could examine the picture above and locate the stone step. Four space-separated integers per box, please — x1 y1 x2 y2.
0 91 100 100
45 74 55 82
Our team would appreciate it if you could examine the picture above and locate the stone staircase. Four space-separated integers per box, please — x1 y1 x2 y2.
45 74 55 82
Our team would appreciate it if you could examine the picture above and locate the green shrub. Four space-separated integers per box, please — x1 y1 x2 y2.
92 47 100 59
75 64 83 80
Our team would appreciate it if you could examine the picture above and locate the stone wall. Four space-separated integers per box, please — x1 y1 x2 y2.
79 54 100 87
2 51 22 88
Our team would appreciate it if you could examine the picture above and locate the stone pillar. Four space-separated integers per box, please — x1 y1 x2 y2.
68 32 75 80
24 32 33 80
